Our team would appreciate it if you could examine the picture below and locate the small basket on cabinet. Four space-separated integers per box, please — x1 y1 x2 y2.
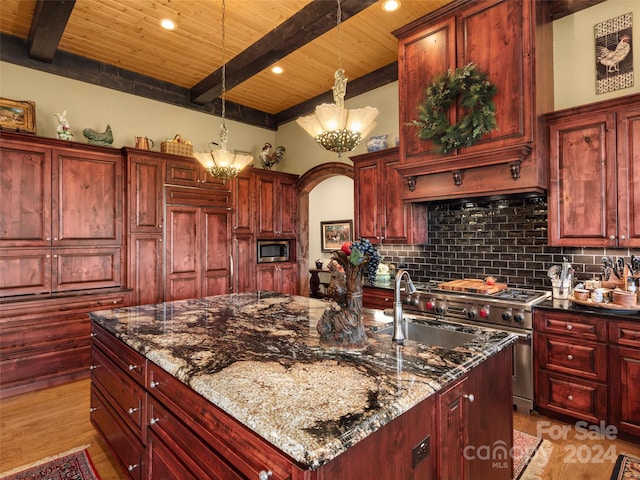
161 134 193 157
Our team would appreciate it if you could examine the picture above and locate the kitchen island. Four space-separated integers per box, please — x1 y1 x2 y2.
89 291 516 480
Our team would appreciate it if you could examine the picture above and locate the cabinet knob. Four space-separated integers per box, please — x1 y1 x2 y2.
258 470 273 480
89 365 98 370
128 364 138 371
150 417 160 425
150 380 160 388
89 407 100 413
567 354 573 361
46 237 51 241
567 395 574 401
620 235 626 240
463 393 475 402
127 464 139 472
54 237 58 241
609 235 616 240
128 407 139 414
158 238 162 242
566 324 573 331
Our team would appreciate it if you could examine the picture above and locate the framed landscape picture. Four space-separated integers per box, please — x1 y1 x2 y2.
0 98 36 133
321 219 353 252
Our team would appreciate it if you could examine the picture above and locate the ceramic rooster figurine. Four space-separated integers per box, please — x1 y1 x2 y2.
83 124 113 147
259 142 285 170
597 34 631 73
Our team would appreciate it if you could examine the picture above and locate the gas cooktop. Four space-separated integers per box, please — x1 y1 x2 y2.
412 280 551 306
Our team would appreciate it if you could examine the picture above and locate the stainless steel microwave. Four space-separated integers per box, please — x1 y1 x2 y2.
257 240 290 263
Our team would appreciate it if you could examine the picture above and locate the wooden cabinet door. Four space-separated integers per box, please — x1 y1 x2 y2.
0 140 51 248
257 264 277 292
437 377 470 480
130 234 164 306
257 174 277 237
609 346 640 438
165 206 200 301
129 155 164 234
0 248 51 296
53 148 123 246
456 0 532 152
232 234 255 293
231 170 255 234
380 156 412 244
616 106 640 247
548 112 617 246
277 176 297 237
399 16 456 163
353 156 380 243
278 263 298 295
202 208 230 297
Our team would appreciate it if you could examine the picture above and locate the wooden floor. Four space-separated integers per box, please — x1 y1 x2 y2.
1 380 639 479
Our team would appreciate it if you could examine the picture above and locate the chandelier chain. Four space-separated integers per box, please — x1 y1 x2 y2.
337 0 342 71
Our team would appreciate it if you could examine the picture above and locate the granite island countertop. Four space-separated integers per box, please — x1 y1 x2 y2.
89 291 516 470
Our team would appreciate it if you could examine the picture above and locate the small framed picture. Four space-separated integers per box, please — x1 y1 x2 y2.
321 219 353 252
0 98 36 133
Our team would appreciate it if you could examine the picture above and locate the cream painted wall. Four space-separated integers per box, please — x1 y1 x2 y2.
553 0 639 110
309 176 355 266
0 62 274 159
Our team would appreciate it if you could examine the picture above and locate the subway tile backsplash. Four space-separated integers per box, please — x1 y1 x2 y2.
378 195 635 290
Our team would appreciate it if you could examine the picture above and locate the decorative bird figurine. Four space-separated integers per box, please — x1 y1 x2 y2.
597 34 631 73
83 124 113 147
259 142 285 169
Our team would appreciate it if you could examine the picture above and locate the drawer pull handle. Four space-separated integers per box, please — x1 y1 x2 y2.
89 365 98 370
127 464 139 472
566 325 573 331
128 407 139 414
90 407 100 413
150 380 160 388
568 395 574 401
150 417 160 425
90 333 97 337
128 364 138 371
463 393 475 402
567 354 573 361
259 470 273 480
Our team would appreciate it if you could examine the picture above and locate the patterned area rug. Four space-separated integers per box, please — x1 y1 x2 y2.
513 430 543 479
610 453 640 480
0 446 100 480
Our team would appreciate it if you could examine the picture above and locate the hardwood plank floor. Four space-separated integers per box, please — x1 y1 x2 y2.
1 380 639 479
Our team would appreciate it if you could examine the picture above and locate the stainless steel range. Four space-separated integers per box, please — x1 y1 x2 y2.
400 280 551 413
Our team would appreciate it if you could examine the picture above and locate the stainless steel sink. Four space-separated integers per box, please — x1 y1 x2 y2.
376 322 478 349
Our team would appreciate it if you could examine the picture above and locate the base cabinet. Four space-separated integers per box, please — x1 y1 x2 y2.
257 262 298 295
92 323 513 480
535 310 640 442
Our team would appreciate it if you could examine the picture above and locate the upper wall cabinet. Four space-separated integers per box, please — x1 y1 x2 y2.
256 170 298 239
546 94 640 248
394 0 553 201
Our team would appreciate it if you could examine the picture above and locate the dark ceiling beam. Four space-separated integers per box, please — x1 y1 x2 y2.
190 0 377 105
546 0 607 21
275 62 398 126
27 0 76 62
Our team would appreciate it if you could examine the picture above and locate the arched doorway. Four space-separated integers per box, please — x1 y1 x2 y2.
296 162 354 296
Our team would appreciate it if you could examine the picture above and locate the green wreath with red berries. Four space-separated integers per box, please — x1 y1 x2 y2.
411 63 498 154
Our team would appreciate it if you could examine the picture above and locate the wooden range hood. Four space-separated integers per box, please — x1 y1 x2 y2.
393 0 554 203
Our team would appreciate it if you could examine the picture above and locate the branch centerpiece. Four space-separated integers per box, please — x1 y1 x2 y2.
317 238 380 349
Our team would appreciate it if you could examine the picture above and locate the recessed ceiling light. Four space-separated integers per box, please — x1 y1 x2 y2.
382 0 400 12
271 66 284 74
160 19 176 30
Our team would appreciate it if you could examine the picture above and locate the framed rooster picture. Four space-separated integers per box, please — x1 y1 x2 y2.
595 12 633 94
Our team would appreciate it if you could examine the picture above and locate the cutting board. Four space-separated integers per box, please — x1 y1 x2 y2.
437 279 508 294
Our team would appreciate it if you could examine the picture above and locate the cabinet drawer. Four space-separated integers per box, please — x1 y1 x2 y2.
534 310 606 341
609 320 640 348
537 370 607 423
538 334 607 381
92 347 145 440
165 186 231 208
91 386 144 480
92 325 146 385
148 397 244 479
363 287 393 310
147 363 298 480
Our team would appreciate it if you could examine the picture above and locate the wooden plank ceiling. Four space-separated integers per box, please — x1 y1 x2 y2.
0 0 605 129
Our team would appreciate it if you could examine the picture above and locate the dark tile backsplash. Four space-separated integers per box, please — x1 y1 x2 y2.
378 194 636 290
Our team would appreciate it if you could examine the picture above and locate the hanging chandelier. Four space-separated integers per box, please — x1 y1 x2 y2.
296 0 378 157
194 0 253 180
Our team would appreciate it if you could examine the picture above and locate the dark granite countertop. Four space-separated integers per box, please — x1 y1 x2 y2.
535 298 640 321
89 291 516 469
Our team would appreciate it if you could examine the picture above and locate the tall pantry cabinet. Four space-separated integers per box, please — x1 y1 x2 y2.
0 133 127 397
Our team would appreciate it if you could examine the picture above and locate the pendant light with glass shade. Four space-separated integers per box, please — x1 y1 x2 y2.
296 0 379 157
194 0 253 180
